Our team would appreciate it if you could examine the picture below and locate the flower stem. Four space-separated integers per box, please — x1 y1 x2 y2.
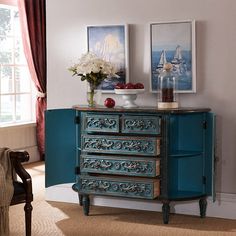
89 88 95 107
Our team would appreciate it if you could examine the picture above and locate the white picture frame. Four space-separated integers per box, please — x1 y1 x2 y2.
87 24 129 93
150 20 196 93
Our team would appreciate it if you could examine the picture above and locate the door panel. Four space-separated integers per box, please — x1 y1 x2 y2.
45 109 77 187
205 112 216 200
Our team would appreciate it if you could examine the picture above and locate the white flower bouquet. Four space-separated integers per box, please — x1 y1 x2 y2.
68 52 118 106
68 52 118 88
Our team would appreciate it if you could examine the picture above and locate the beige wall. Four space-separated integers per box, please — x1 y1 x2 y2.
46 0 236 193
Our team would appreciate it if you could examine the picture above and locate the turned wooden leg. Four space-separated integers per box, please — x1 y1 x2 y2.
79 194 83 206
162 201 170 224
24 202 33 236
199 197 207 218
82 195 90 216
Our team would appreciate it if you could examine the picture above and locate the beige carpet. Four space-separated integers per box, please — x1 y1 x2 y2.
9 162 236 236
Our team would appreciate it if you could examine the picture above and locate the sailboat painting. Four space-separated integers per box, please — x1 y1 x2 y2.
150 20 196 93
87 25 129 93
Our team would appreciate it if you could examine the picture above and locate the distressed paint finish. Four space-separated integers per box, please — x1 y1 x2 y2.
81 135 160 156
79 176 159 199
81 155 160 177
122 115 161 135
82 113 119 133
69 107 215 223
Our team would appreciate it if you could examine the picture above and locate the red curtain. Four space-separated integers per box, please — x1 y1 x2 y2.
18 0 46 160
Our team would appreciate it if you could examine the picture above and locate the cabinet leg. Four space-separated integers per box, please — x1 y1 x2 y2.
79 194 83 206
162 201 170 224
199 197 207 218
82 195 90 216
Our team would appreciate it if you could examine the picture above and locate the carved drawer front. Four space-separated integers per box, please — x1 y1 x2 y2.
79 176 160 199
82 113 119 133
81 135 160 156
81 155 160 177
122 115 161 135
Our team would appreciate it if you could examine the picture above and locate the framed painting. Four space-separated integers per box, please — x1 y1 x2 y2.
87 24 129 93
150 20 196 93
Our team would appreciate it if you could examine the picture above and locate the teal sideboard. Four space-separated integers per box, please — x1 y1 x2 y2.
45 106 215 224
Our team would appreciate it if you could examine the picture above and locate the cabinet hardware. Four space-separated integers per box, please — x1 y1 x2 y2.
75 166 81 174
202 176 206 184
75 116 80 124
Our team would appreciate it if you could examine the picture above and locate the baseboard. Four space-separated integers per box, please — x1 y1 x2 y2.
45 184 236 220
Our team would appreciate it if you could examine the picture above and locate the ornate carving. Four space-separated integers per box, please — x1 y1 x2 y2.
81 179 152 196
84 139 114 150
121 161 152 173
124 119 156 130
87 117 117 129
119 183 146 193
82 158 153 174
83 159 112 169
122 141 154 152
83 137 154 154
82 179 110 191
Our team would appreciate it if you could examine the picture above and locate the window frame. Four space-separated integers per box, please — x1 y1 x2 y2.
0 0 36 127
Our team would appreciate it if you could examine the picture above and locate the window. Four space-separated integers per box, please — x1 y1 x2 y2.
0 1 36 126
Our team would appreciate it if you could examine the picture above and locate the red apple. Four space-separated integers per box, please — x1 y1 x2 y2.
134 83 144 89
104 98 115 108
115 83 125 89
124 83 135 89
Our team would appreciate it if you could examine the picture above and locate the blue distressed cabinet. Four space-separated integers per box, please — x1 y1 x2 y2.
45 106 215 224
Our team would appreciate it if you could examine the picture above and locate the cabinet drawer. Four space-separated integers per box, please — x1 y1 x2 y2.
79 176 160 199
81 155 160 177
122 115 161 135
81 135 160 156
82 113 119 133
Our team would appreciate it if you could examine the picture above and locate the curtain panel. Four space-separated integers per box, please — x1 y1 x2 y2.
18 0 47 160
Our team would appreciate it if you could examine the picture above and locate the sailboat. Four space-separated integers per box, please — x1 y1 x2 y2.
171 45 184 64
171 45 188 76
156 50 167 70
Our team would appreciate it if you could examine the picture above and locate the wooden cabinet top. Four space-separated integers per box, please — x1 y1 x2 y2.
73 105 211 114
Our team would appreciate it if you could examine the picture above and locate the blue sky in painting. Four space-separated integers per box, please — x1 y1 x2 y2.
88 25 125 47
151 22 191 51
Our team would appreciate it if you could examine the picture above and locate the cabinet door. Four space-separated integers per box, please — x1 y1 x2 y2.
205 112 216 200
168 113 206 199
45 109 77 187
